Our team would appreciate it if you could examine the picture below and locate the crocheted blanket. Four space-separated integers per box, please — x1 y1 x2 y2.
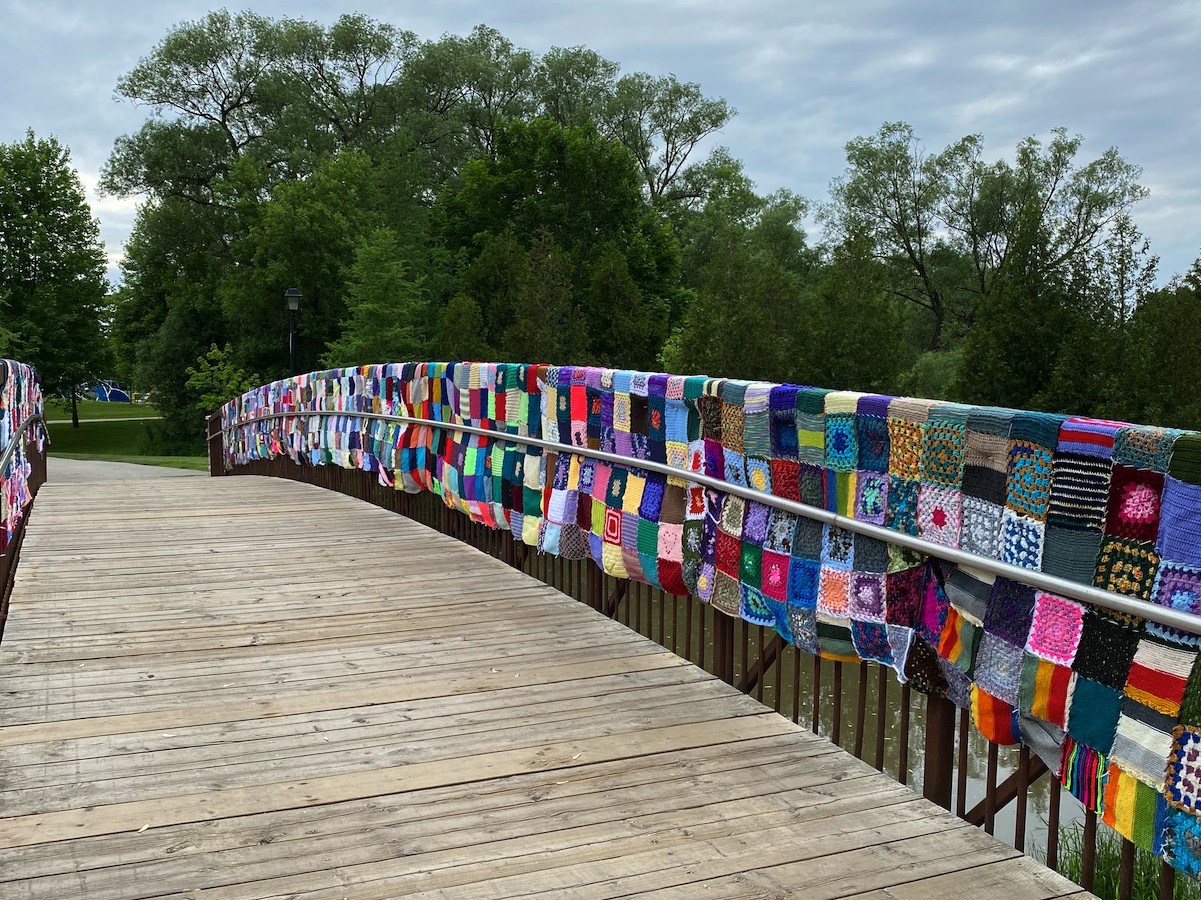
221 361 1201 875
0 359 43 553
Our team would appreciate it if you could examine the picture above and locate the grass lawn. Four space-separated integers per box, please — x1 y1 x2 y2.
44 399 160 421
46 417 208 471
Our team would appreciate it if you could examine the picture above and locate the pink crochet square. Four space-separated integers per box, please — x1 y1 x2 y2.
1025 591 1085 666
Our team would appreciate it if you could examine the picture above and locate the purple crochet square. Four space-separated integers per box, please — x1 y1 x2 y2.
741 500 771 545
984 577 1037 646
1159 476 1201 567
854 471 889 524
849 572 887 623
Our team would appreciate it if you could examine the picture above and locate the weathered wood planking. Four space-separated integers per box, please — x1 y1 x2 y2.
0 475 1091 899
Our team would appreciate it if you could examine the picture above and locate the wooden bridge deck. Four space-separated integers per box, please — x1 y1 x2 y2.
0 475 1089 900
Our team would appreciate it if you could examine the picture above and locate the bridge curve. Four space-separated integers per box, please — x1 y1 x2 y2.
0 472 1082 899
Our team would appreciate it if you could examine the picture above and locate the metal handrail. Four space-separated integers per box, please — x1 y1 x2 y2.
223 408 1201 633
0 414 46 478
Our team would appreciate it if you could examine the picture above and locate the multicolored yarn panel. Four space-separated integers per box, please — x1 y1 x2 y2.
220 361 1201 874
1 359 43 553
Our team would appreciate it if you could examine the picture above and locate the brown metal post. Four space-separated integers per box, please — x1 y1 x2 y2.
207 415 225 477
922 693 957 811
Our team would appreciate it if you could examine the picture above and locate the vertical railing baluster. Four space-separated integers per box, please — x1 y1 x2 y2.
1046 778 1060 872
1082 808 1097 892
1160 861 1176 900
898 683 911 785
956 707 969 818
874 665 887 771
1119 837 1135 900
811 654 822 734
756 626 765 703
832 662 843 746
984 740 998 836
791 648 801 724
854 661 868 759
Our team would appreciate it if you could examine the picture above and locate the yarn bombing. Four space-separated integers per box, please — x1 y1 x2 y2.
221 361 1201 875
0 359 43 554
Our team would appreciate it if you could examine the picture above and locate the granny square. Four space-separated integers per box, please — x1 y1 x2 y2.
885 566 925 627
821 524 855 571
787 558 821 609
764 509 797 554
975 632 1024 706
712 570 742 616
918 485 961 547
761 551 790 602
1106 464 1164 542
885 477 920 536
1165 725 1201 814
739 585 775 627
1073 609 1143 688
1158 476 1201 567
1026 592 1085 666
742 500 771 545
1163 805 1201 879
1149 563 1201 646
888 418 923 481
825 413 858 472
848 572 887 623
920 416 967 488
719 494 744 535
856 415 890 472
739 540 762 586
1000 508 1045 571
854 471 889 524
1006 439 1055 520
817 567 851 617
1114 425 1182 474
1067 676 1124 754
788 605 819 654
1094 538 1160 600
960 496 1004 559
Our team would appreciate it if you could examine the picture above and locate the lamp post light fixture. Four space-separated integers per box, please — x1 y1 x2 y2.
285 288 301 376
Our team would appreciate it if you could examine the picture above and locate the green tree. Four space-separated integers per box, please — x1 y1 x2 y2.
185 343 261 415
0 132 110 427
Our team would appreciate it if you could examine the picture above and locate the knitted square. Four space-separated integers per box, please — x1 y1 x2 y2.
965 431 1011 474
1067 676 1123 754
799 463 825 508
1169 434 1201 486
919 565 950 642
1047 452 1112 530
888 418 923 481
1005 439 1054 520
1059 417 1124 459
1101 762 1168 852
712 571 742 616
1020 654 1074 728
771 459 801 502
817 567 851 617
601 540 627 578
1163 805 1201 879
854 471 889 524
825 413 858 472
793 516 824 560
944 568 990 623
833 470 856 517
967 406 1015 438
763 509 797 554
1010 411 1066 447
761 551 790 602
1114 426 1182 474
821 524 855 571
797 412 825 465
851 620 894 665
960 497 1004 559
1042 525 1104 585
1111 696 1178 788
739 540 762 586
1000 508 1045 571
856 415 890 472
603 506 622 546
975 632 1024 706
962 464 1008 504
918 484 961 547
787 558 821 608
1158 476 1201 567
769 397 798 459
1060 734 1107 813
1124 638 1197 717
971 685 1020 744
739 584 775 627
657 523 683 563
920 415 967 488
1026 592 1085 666
849 572 887 623
817 619 858 662
1165 726 1201 814
715 529 740 577
788 604 819 654
885 565 925 627
939 606 981 676
1105 464 1164 542
942 656 973 708
984 577 1037 645
620 511 642 551
1074 609 1143 688
742 500 771 545
885 477 920 536
853 534 890 574
1094 538 1160 599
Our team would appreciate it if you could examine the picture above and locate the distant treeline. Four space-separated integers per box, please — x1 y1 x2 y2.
77 13 1201 449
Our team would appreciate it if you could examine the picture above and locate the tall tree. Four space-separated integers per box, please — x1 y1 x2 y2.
0 132 109 426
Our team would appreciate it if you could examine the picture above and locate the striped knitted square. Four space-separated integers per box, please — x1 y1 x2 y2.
1020 653 1074 727
1061 734 1107 813
939 605 982 676
1124 638 1197 717
1102 762 1168 852
972 685 1020 744
1047 452 1112 530
1169 434 1201 486
1111 696 1178 788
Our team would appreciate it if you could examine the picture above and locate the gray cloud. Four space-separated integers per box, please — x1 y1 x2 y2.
3 0 1199 283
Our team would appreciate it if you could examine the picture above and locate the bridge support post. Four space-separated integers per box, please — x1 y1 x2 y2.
207 415 225 477
923 693 957 811
711 610 736 685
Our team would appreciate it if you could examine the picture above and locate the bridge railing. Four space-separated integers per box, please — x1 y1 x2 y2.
214 362 1201 899
1 359 46 640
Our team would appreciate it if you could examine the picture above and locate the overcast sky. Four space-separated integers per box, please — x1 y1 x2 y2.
3 0 1200 285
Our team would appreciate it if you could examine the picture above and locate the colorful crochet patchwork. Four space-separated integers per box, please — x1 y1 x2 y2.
218 361 1201 877
0 359 42 553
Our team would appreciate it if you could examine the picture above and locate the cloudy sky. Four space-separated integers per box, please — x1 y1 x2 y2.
3 0 1199 284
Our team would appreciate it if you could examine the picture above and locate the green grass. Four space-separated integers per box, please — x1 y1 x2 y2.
44 399 159 421
1048 822 1201 900
50 452 208 471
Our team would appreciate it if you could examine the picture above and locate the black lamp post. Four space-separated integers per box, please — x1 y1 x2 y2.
285 288 301 376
